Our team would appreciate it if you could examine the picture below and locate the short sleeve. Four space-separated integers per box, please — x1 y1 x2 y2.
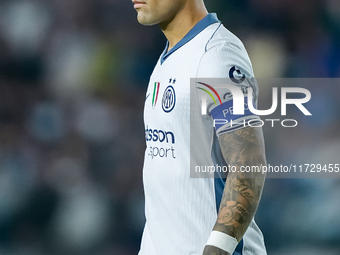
195 42 262 136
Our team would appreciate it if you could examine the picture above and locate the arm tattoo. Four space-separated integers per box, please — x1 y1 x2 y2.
203 245 231 255
214 127 266 242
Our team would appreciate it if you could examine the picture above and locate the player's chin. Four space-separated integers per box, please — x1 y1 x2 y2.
137 13 159 26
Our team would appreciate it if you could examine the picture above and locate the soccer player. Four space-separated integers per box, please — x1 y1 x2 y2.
133 0 267 254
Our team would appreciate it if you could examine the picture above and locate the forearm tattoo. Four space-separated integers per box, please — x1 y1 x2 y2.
214 127 266 241
203 245 231 255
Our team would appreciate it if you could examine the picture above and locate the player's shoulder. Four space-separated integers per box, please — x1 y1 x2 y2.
205 24 246 55
197 25 253 78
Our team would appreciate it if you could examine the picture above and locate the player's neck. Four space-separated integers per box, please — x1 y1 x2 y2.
159 3 208 52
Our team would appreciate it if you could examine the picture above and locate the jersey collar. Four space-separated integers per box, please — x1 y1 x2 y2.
160 13 220 65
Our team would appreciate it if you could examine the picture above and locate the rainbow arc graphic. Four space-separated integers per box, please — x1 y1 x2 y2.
196 82 222 106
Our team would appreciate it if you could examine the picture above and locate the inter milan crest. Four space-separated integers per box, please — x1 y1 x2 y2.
162 84 176 113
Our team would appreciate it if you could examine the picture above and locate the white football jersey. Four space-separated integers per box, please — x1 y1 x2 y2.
139 13 267 255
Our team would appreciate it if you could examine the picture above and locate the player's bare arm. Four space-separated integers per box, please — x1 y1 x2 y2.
203 127 266 255
203 245 231 255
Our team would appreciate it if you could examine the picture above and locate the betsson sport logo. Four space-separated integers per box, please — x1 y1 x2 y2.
145 126 176 159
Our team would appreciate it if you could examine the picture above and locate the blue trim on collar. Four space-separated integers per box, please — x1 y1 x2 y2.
160 13 220 64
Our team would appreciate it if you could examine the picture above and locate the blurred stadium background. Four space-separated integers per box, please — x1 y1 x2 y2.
0 0 339 254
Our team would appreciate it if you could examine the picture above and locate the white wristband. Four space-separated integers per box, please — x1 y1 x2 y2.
206 231 238 254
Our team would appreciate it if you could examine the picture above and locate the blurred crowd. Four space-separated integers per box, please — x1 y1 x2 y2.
0 0 339 254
